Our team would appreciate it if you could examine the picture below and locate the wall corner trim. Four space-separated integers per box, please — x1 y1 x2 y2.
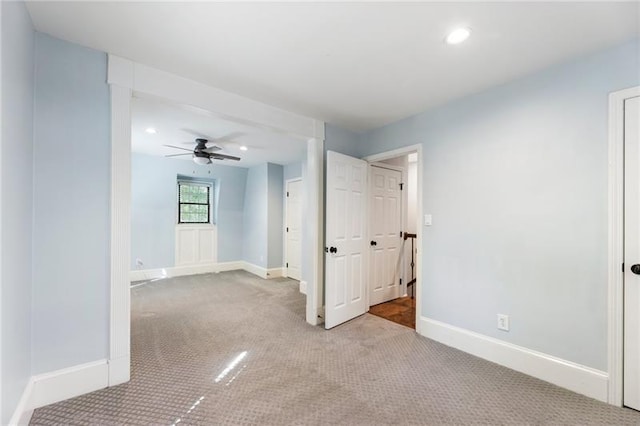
8 379 34 426
299 280 308 295
107 55 134 88
108 355 130 386
419 316 609 403
27 360 109 412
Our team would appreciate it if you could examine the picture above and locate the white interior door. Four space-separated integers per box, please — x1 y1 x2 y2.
285 179 302 280
325 151 368 329
624 95 640 409
369 165 403 306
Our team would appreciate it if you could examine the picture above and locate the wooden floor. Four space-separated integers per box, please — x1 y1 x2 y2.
369 296 416 329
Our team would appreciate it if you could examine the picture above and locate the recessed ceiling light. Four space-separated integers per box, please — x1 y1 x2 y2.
445 27 471 45
239 146 248 151
145 127 157 134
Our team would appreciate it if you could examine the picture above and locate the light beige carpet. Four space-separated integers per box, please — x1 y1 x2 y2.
31 270 640 425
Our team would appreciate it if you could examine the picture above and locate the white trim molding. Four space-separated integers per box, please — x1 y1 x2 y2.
420 317 609 402
299 280 308 295
8 379 34 426
130 261 243 282
608 85 640 406
306 137 324 326
28 360 109 411
131 262 285 282
109 66 133 387
241 262 284 280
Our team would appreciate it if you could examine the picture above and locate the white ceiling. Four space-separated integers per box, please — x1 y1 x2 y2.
27 2 639 131
131 96 307 167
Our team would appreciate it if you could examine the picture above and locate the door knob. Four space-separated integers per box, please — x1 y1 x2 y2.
370 240 377 246
329 247 337 254
632 264 640 275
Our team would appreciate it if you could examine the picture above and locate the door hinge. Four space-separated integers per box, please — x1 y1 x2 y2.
399 183 404 190
623 263 625 272
286 262 289 267
287 191 289 197
399 278 402 286
286 227 289 232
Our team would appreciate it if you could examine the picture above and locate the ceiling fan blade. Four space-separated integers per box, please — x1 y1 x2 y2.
210 153 241 161
164 144 193 152
165 153 193 157
181 129 246 146
212 132 245 144
203 146 222 153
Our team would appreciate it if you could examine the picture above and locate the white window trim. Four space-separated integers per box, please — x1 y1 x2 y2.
176 180 214 225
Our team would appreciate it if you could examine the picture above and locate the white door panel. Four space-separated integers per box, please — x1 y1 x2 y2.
325 151 368 329
285 179 302 280
369 165 402 306
624 96 640 409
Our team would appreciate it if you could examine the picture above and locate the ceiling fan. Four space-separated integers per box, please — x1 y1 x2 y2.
164 138 241 165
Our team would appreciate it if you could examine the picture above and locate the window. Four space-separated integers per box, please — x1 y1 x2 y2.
178 181 212 224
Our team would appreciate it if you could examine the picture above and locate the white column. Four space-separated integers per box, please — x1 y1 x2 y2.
108 83 132 385
306 137 324 326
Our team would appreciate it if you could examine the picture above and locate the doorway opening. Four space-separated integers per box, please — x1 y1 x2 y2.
285 178 302 281
367 152 419 329
323 144 423 331
608 86 640 407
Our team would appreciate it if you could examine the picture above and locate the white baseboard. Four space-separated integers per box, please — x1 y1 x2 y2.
8 378 34 426
108 355 130 386
300 280 307 295
242 262 268 279
28 359 109 410
131 262 289 282
266 266 285 279
239 262 285 280
419 317 608 402
130 261 243 281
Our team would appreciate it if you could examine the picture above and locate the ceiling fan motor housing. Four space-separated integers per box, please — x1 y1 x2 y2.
194 139 209 152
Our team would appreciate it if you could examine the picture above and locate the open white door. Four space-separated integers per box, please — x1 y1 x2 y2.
285 179 302 280
369 165 403 306
325 151 368 329
624 95 640 409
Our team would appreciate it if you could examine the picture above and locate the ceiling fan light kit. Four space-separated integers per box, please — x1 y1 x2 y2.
193 155 211 165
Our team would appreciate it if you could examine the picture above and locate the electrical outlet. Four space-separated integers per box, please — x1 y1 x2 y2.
497 314 509 331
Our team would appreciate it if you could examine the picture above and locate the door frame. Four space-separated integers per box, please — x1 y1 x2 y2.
368 162 406 305
107 55 325 387
608 85 640 406
364 144 423 332
284 177 302 280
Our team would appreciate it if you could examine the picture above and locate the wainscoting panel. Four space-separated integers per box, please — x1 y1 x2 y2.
175 225 217 266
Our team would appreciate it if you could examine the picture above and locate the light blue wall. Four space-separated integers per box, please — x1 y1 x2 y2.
267 164 284 269
1 2 34 423
131 153 247 269
359 39 640 370
243 164 268 268
32 34 111 374
283 162 302 181
325 124 363 158
241 163 286 270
